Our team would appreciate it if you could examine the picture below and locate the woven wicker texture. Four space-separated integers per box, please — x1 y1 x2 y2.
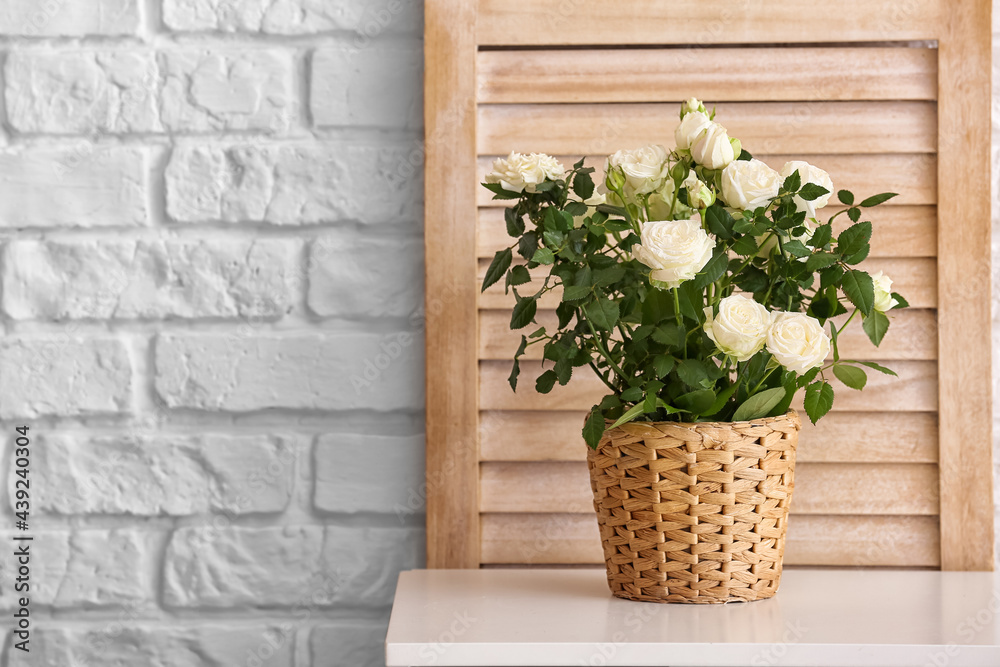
586 411 801 603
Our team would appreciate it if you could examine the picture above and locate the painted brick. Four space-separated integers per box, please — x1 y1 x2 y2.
0 530 154 608
163 525 423 607
2 238 300 321
154 331 423 412
165 143 422 225
28 433 296 516
9 624 294 667
308 234 423 318
0 0 139 37
5 51 159 134
314 434 424 514
160 50 294 132
311 621 389 667
164 0 419 35
0 146 147 228
311 43 422 129
0 337 131 419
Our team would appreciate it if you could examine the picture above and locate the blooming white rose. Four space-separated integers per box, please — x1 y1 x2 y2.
871 270 900 312
485 152 565 193
766 312 831 374
632 216 715 289
607 144 670 198
704 295 771 362
674 111 712 150
720 158 781 210
690 122 736 170
780 160 834 220
683 171 715 209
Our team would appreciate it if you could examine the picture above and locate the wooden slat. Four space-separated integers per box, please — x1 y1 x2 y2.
936 1 994 570
424 0 480 568
478 102 937 156
479 257 938 310
476 0 943 45
480 411 939 464
480 359 938 412
479 308 938 362
480 513 940 567
477 153 937 208
477 47 937 104
481 461 938 516
478 204 938 258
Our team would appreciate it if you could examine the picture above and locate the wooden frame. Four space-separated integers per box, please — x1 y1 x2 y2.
424 0 993 570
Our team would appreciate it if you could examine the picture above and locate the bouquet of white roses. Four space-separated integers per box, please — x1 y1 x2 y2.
481 98 907 449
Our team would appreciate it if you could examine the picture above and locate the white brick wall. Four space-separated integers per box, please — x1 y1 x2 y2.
0 2 425 665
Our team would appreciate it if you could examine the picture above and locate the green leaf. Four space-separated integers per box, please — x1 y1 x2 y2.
506 264 531 288
504 207 524 237
652 354 675 378
585 297 619 331
531 247 554 265
781 170 801 193
782 239 811 258
582 407 605 450
798 183 830 202
857 360 897 376
651 323 685 348
693 249 729 288
675 388 716 415
562 284 591 302
841 269 875 316
621 386 644 402
847 207 861 222
510 296 537 329
892 292 909 309
738 149 753 161
528 326 546 339
806 253 840 271
508 336 527 390
482 182 521 199
862 309 890 346
517 231 538 260
556 302 575 328
705 205 735 240
833 364 867 390
837 190 855 206
677 358 710 389
594 263 625 287
603 219 631 232
732 234 758 256
837 221 872 257
859 192 898 207
803 381 835 425
732 387 787 422
482 248 512 292
609 402 646 429
555 357 573 385
535 369 557 394
703 381 741 417
564 201 588 217
573 170 595 200
810 222 833 248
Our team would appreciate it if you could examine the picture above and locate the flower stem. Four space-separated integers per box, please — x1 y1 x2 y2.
585 317 628 381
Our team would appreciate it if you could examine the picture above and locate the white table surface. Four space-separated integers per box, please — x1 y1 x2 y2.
385 568 1000 667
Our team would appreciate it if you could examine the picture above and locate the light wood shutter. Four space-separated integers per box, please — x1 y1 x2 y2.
425 0 993 570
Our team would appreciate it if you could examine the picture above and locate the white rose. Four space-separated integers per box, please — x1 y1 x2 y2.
780 160 834 220
683 171 715 209
766 312 831 374
690 122 736 170
607 144 670 198
872 270 900 312
720 159 781 210
704 295 771 362
485 152 565 193
680 97 707 118
674 111 712 150
632 215 716 289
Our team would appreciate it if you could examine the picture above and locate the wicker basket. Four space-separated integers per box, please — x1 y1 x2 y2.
586 410 800 604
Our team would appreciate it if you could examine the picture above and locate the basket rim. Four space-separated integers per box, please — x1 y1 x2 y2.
601 409 801 434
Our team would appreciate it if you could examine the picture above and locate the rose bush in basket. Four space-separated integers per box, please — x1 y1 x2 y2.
481 98 908 449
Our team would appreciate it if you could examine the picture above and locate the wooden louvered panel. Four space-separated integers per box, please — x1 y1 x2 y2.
480 359 938 412
478 205 939 258
481 461 939 516
478 102 937 156
475 0 942 45
479 411 939 464
479 257 938 310
477 154 937 208
477 48 937 104
479 308 938 361
480 513 941 568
